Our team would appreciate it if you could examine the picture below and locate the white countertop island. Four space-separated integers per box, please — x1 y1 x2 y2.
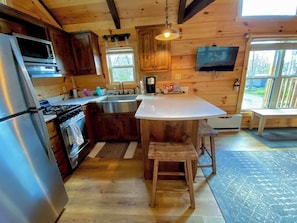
135 94 226 120
135 94 226 180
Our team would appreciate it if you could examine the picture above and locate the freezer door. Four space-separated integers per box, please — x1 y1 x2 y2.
0 34 39 119
0 113 68 223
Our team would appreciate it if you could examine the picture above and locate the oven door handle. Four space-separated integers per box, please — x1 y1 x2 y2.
69 140 90 158
60 113 85 128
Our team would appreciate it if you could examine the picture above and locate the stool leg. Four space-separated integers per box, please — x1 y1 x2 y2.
151 159 159 207
210 136 216 174
184 161 189 185
200 136 206 155
186 160 195 209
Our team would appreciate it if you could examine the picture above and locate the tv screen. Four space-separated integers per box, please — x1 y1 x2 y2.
195 46 239 71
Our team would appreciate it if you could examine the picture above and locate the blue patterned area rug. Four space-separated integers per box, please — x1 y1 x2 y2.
244 128 297 148
200 150 297 223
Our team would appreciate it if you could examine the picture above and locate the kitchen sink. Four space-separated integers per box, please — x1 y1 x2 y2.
95 95 138 113
103 95 138 101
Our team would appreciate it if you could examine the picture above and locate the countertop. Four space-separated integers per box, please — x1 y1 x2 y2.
43 94 140 122
44 114 57 122
51 96 106 106
135 94 226 120
44 94 225 122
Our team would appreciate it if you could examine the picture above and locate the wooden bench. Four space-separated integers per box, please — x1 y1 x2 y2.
249 108 297 135
148 142 198 209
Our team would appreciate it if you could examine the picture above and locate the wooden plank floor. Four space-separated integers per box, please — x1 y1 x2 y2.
57 131 269 223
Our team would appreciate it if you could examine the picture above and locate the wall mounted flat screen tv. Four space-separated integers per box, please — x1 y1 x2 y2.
195 46 239 71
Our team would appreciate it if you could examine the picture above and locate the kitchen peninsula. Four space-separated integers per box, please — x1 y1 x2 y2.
135 94 226 180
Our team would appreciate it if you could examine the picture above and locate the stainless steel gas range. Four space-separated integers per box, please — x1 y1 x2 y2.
40 100 90 169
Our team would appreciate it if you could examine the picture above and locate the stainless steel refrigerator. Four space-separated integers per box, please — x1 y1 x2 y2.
0 34 68 222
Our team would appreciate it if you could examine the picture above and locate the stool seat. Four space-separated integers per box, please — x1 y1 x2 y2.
148 142 198 161
198 120 218 174
148 142 198 209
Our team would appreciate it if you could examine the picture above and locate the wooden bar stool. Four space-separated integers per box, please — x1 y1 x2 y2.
198 120 218 174
148 142 198 209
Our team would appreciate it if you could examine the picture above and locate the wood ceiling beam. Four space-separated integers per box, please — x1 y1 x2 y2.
178 0 187 24
37 0 62 28
106 0 120 29
179 0 215 24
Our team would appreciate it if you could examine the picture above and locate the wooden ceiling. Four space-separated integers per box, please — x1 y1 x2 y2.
40 0 214 30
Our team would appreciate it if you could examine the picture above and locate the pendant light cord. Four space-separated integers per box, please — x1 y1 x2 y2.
165 0 169 28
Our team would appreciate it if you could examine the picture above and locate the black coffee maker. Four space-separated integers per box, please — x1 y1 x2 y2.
145 76 156 94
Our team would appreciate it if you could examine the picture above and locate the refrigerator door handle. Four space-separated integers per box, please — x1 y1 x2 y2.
34 111 56 163
10 34 56 163
9 37 41 109
36 111 56 163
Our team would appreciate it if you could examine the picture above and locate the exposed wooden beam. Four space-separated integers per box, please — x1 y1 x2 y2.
181 0 215 23
37 0 62 28
106 0 120 29
178 0 187 24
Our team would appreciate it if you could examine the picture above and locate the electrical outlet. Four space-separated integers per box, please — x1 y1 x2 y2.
62 86 67 93
175 73 181 80
180 86 189 93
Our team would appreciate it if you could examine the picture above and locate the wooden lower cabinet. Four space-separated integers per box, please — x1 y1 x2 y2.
87 103 140 142
93 113 139 141
46 120 70 180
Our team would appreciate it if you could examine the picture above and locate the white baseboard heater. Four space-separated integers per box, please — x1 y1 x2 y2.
207 114 242 132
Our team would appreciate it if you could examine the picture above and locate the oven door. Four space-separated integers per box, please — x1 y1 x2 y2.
59 112 89 169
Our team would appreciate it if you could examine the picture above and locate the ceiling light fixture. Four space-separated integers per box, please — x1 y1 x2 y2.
155 0 179 41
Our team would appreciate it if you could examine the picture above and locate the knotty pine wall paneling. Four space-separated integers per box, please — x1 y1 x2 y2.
6 0 297 128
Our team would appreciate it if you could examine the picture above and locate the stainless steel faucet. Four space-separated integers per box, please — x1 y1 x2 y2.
119 82 124 94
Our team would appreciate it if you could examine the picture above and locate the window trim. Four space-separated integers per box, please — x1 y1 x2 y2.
240 34 297 111
105 47 136 84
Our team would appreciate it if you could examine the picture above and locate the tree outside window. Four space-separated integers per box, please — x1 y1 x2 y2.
242 39 297 110
106 47 136 84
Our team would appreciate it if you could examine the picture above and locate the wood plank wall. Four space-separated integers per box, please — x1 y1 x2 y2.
6 0 297 128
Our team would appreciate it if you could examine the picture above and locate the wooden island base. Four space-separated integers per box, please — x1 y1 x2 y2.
135 94 226 180
140 119 199 180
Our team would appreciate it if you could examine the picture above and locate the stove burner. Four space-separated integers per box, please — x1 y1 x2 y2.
42 104 80 116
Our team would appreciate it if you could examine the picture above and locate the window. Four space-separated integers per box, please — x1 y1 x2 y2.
106 47 136 84
241 0 297 16
241 38 297 110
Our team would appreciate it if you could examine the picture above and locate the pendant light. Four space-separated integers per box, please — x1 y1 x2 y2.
155 0 179 41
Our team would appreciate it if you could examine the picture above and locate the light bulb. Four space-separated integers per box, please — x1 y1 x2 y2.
164 32 170 38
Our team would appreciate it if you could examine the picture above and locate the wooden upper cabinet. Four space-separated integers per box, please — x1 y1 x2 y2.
136 25 171 72
47 26 76 75
0 18 26 34
71 31 102 75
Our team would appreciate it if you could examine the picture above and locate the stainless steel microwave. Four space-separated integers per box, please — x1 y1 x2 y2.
13 33 56 64
13 33 62 78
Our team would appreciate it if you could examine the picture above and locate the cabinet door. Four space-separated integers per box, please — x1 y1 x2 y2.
71 32 102 75
153 29 171 71
96 114 122 141
138 29 155 71
48 27 76 75
137 27 171 72
120 113 140 141
46 121 71 180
